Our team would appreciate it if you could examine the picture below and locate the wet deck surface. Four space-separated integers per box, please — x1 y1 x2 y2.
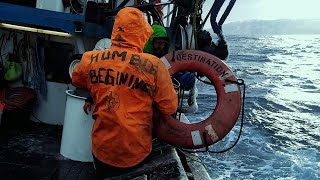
0 115 188 180
0 120 97 180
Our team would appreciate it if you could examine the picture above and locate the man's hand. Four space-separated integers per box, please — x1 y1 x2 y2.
83 102 92 115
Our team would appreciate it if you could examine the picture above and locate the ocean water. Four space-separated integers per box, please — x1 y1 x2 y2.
184 34 320 180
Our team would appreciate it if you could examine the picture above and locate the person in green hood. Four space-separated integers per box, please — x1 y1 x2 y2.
143 24 198 114
143 24 197 93
144 24 169 58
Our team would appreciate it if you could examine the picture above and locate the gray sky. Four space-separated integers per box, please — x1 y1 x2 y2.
202 0 320 28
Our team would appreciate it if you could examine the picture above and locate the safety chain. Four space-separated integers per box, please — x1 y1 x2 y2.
196 0 203 17
190 0 202 49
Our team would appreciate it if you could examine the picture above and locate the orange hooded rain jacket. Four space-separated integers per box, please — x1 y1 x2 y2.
72 7 178 168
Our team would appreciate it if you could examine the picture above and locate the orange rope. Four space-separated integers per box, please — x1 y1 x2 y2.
0 87 36 111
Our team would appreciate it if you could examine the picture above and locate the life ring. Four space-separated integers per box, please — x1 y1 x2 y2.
154 50 242 149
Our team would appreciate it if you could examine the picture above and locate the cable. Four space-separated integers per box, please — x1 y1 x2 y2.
70 0 81 14
195 75 212 85
176 148 204 164
31 111 46 124
162 8 174 19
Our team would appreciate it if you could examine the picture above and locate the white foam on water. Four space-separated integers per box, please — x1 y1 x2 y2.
196 35 320 179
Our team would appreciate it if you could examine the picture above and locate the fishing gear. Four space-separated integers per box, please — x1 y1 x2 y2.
85 0 173 25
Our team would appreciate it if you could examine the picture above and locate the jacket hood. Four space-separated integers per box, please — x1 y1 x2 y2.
111 7 153 53
143 24 168 54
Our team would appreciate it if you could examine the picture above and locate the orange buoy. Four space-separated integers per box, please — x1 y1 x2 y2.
154 50 242 149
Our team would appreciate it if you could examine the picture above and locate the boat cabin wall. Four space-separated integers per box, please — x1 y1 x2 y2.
0 0 170 126
0 28 99 125
36 0 65 13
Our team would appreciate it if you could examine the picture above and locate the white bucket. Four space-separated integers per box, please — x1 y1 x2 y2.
69 60 80 79
60 90 94 162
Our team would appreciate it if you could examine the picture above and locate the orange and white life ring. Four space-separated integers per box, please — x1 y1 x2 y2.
154 50 242 149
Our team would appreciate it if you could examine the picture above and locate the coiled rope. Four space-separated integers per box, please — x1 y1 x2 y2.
0 87 36 111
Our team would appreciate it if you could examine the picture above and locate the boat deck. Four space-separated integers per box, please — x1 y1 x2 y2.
0 115 189 180
0 120 97 179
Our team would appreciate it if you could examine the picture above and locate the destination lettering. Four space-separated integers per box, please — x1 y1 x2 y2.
89 50 158 75
174 53 231 79
89 68 154 96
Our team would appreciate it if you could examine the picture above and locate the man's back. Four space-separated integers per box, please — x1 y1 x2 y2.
72 7 177 168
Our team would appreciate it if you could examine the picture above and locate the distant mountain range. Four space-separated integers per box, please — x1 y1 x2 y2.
207 19 320 36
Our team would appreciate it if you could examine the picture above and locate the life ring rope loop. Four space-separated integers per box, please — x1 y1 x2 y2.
183 79 245 153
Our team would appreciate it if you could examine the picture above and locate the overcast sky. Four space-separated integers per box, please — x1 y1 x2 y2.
202 0 320 28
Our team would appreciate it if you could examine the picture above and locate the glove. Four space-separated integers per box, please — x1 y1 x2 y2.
197 30 212 49
214 38 229 60
83 96 94 115
83 102 92 115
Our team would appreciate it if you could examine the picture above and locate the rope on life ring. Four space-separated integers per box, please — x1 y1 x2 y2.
154 50 242 149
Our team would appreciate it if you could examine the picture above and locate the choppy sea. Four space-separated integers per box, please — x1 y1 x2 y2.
185 34 320 179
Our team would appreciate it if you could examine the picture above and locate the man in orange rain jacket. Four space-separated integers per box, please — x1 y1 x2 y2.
72 7 178 179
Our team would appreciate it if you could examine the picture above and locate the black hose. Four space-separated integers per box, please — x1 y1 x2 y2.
210 0 225 35
218 0 237 26
208 0 237 35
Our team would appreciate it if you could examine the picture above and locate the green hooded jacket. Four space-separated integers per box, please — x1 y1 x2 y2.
143 24 168 54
